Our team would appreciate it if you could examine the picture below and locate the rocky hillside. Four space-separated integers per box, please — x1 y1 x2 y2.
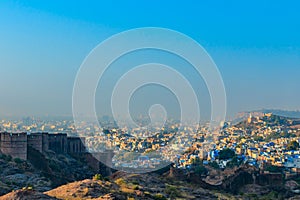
2 169 300 200
0 149 96 196
0 171 222 200
44 172 219 200
26 147 95 187
0 189 57 200
0 153 51 196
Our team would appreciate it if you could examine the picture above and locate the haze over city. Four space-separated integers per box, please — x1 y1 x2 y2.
0 1 300 120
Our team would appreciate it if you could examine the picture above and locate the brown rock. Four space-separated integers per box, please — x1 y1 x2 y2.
0 189 57 200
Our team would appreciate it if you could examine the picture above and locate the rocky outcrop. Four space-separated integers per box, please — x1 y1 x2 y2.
43 173 219 200
45 179 126 200
221 167 255 194
0 189 57 200
0 153 51 196
0 148 97 196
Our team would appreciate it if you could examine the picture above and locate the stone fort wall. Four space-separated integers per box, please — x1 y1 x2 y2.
67 137 86 153
27 133 44 153
0 132 86 160
48 133 68 154
0 132 27 160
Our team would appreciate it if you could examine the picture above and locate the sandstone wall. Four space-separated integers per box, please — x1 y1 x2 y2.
67 137 86 153
0 132 27 160
48 133 67 154
27 133 43 152
42 132 49 152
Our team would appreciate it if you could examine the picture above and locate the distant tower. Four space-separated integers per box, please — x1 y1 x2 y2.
248 113 253 124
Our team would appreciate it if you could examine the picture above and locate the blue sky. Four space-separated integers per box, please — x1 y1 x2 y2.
0 1 299 118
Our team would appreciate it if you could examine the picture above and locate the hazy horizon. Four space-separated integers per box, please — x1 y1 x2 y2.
1 1 300 121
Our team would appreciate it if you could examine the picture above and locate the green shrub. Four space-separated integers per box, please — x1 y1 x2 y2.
265 165 282 173
104 177 110 181
131 180 139 185
144 191 151 196
153 193 167 200
23 185 33 190
4 155 12 162
49 161 60 171
287 140 299 151
93 174 102 181
165 185 181 197
194 165 208 175
209 161 219 169
132 185 139 190
115 178 126 185
218 148 235 160
13 157 23 164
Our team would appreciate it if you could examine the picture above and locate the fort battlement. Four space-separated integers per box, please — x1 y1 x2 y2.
48 133 68 154
67 137 86 153
0 132 27 160
27 132 45 153
0 132 86 160
0 132 114 175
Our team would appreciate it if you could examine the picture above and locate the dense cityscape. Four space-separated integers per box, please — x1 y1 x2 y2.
2 111 300 199
2 111 300 177
1 1 300 199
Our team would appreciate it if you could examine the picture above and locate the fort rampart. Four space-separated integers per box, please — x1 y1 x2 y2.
0 132 86 160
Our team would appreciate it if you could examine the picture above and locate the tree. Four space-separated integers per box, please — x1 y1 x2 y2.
209 161 220 169
287 140 299 151
218 148 235 160
265 165 282 173
227 156 242 168
191 157 201 165
194 165 208 175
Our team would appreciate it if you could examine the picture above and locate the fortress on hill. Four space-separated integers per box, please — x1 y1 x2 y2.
0 132 86 160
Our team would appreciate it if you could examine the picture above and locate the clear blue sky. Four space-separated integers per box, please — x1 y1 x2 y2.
0 1 299 118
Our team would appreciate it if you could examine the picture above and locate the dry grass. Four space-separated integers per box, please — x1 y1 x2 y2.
114 178 126 185
120 187 135 194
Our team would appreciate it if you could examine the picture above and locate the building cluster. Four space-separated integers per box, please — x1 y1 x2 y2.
90 124 201 169
0 117 77 134
1 113 300 174
0 132 85 160
175 113 300 175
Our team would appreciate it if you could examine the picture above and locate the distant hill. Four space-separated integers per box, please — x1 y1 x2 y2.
231 109 300 126
256 109 300 119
